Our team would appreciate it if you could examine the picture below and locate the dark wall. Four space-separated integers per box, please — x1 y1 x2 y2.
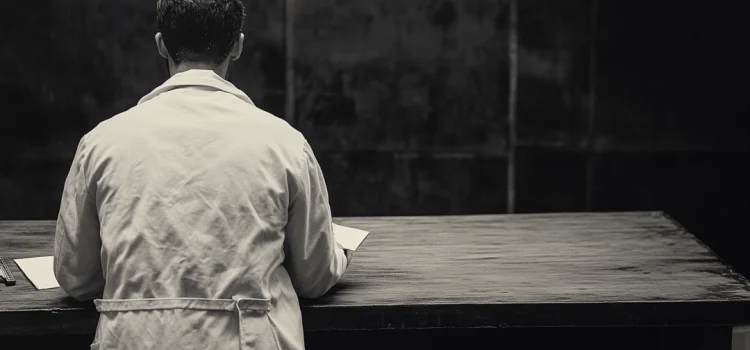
1 1 748 274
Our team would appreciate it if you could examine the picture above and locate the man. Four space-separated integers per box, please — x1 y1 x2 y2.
53 0 352 349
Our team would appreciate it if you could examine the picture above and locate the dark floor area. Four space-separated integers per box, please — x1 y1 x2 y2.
2 326 731 350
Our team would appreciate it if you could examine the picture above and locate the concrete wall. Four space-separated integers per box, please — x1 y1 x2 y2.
1 0 748 273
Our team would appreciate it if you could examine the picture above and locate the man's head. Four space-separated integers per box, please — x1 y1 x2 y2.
155 0 246 78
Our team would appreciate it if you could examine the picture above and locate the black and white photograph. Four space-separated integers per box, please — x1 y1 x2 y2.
1 0 749 349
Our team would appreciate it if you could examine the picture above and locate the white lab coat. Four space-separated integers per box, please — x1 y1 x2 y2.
53 69 349 349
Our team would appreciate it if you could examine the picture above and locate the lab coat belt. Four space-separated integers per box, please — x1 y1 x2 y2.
94 296 272 313
93 296 277 349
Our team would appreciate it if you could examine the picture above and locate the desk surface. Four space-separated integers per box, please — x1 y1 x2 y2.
1 211 750 335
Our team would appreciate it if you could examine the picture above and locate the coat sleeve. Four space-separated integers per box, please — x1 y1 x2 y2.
283 141 348 299
53 135 105 301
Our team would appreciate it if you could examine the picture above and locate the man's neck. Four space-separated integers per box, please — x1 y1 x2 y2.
171 62 227 79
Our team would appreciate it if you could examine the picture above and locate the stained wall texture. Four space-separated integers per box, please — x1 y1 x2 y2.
1 1 749 274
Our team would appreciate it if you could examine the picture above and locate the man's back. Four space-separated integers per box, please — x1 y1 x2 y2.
92 70 301 301
54 70 348 349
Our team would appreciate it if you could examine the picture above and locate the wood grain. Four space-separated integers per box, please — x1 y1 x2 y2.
1 212 750 335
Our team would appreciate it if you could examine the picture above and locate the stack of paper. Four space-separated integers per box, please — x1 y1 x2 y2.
15 256 60 290
12 225 369 291
333 223 370 251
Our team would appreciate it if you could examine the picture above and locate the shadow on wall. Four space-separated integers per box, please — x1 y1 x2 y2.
0 0 748 278
0 84 91 220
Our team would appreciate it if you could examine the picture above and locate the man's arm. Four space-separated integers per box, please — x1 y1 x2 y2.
283 141 349 299
53 136 105 301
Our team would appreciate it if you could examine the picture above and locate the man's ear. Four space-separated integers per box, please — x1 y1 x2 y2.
155 32 170 60
230 33 245 61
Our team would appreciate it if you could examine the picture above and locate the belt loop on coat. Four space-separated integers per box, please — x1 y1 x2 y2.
233 296 245 349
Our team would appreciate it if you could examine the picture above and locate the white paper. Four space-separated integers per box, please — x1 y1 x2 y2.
333 223 370 251
14 256 60 290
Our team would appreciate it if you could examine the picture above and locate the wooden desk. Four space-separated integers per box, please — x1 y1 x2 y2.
1 212 750 349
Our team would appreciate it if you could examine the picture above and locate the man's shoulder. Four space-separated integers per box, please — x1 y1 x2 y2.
84 99 308 150
242 105 302 137
81 105 143 143
225 102 309 150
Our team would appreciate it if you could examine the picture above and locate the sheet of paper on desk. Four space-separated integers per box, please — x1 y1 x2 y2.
14 256 60 290
333 223 370 251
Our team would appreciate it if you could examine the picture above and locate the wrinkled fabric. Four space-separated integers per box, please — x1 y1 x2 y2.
53 69 348 350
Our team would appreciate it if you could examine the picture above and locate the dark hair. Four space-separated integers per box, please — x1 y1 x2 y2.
157 0 246 65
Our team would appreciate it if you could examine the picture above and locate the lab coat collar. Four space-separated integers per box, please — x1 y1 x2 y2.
138 69 255 106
